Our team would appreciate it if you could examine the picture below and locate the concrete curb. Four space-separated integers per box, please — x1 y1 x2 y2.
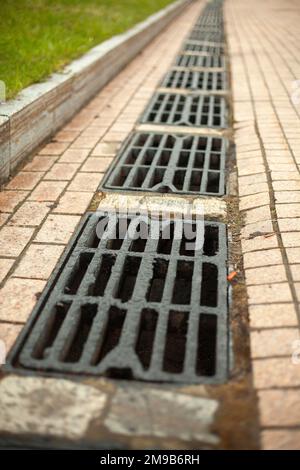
0 0 192 185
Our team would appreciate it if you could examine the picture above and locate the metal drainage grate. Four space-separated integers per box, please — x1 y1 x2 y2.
100 132 227 196
188 31 224 43
141 93 228 129
175 54 225 69
8 212 228 384
161 70 227 91
183 41 225 55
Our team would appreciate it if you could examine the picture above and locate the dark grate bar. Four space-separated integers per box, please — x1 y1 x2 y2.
161 69 227 91
100 132 227 196
183 41 225 55
141 92 228 129
8 212 228 384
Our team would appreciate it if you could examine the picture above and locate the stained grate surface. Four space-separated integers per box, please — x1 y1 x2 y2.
175 54 225 69
183 42 225 55
100 132 227 196
8 213 228 384
161 70 227 91
141 93 228 128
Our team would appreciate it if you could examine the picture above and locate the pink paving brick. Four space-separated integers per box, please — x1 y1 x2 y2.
45 163 80 181
0 259 14 283
6 172 44 190
0 190 28 213
8 201 51 226
0 278 46 323
34 214 81 244
13 244 65 280
59 148 90 164
67 172 103 192
0 226 34 257
29 181 68 202
53 191 93 215
0 323 23 353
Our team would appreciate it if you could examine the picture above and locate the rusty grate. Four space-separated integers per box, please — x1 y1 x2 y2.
141 92 228 128
161 69 227 91
183 41 225 55
175 54 225 69
7 212 228 384
100 132 227 196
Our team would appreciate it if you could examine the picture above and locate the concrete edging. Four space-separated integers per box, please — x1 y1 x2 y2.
0 0 192 185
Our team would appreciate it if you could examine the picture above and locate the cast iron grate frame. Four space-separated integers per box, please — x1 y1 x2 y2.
183 41 225 55
100 132 228 196
140 92 228 129
7 212 228 384
175 54 226 69
161 69 227 91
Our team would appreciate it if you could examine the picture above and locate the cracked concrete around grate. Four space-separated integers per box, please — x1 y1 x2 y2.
6 0 300 450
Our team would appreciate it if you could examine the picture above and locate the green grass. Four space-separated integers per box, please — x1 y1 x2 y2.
0 0 175 100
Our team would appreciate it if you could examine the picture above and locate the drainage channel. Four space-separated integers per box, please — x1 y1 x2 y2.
3 0 259 450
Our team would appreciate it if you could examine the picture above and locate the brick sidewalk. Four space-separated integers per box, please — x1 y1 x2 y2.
226 0 300 450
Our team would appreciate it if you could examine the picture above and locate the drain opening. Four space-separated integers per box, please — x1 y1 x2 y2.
140 93 228 128
183 42 225 55
175 54 225 68
8 213 228 384
100 132 227 196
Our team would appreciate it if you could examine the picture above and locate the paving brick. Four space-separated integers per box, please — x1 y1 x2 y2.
71 134 100 149
243 249 283 269
238 182 269 197
290 265 300 281
262 430 300 450
0 278 46 322
59 148 90 163
0 214 9 227
0 323 23 353
241 220 274 239
67 173 102 192
286 248 300 264
281 232 300 247
275 192 300 203
247 283 292 304
259 390 300 427
38 142 69 155
34 214 80 244
249 303 298 329
0 259 14 283
8 201 50 226
240 193 270 211
273 180 300 191
29 181 68 202
251 328 299 358
45 163 80 181
13 244 65 280
241 235 278 253
92 142 119 156
54 130 80 142
53 191 93 214
253 357 300 389
23 156 57 172
81 157 113 172
6 172 43 190
244 206 272 224
245 265 287 285
0 226 34 257
0 191 28 213
278 218 300 232
276 204 300 218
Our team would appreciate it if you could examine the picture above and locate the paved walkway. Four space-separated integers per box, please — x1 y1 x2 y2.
0 0 300 450
226 0 300 450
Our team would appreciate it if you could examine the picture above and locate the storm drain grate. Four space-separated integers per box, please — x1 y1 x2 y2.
141 92 228 128
100 132 227 196
8 212 228 384
175 54 225 69
161 69 227 91
183 41 225 55
188 31 225 43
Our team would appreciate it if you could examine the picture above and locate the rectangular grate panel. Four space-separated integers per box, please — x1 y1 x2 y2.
141 92 228 128
175 54 225 69
183 41 225 55
161 69 227 91
100 132 227 196
8 212 228 384
188 31 224 43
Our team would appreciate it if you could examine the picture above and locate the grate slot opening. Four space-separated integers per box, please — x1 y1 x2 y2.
111 167 130 187
203 225 219 256
32 302 70 360
180 223 197 256
163 310 188 374
135 308 158 370
114 256 142 302
64 304 97 363
201 263 218 307
94 307 126 365
196 313 217 376
147 259 169 302
64 252 94 295
157 222 174 254
172 261 194 305
90 254 116 296
207 172 220 193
